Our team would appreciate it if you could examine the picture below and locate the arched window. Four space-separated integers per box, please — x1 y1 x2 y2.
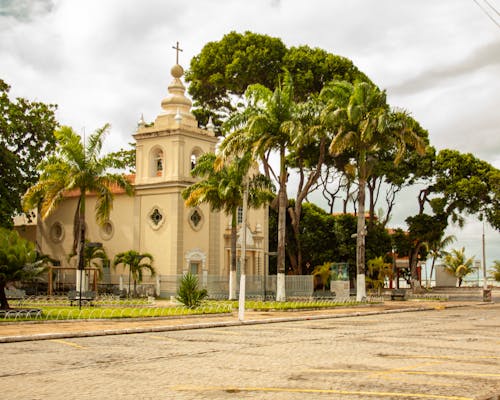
190 154 197 170
190 147 203 171
150 147 164 177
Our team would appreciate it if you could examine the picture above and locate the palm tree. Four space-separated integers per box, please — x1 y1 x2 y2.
221 71 300 301
23 125 133 270
427 234 456 288
443 247 476 287
182 152 273 300
488 260 500 282
113 250 155 297
321 81 425 300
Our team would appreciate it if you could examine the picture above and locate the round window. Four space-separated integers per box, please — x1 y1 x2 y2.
147 206 166 230
100 220 114 240
50 222 64 243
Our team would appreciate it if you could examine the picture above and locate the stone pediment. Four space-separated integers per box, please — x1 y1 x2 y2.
237 225 255 247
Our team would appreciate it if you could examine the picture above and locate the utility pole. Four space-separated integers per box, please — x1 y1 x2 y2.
238 177 249 321
482 222 490 301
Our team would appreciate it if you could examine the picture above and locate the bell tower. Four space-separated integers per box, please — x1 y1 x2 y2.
132 53 218 277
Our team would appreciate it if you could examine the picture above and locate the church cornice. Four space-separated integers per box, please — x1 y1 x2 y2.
133 126 217 144
134 180 194 191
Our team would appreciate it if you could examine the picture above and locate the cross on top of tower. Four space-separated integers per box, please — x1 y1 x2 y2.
172 41 183 64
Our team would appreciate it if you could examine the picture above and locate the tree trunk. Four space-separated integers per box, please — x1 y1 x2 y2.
0 283 10 310
428 257 437 288
77 192 86 271
367 176 376 230
72 197 81 255
287 207 301 275
276 147 287 301
229 210 237 300
356 174 367 301
409 243 422 292
287 136 326 276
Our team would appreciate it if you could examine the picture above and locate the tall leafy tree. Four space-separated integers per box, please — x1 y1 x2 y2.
322 81 425 300
185 31 370 127
284 97 331 273
23 125 134 266
0 79 58 228
113 250 155 296
182 152 273 299
186 31 287 125
221 72 299 301
427 150 500 230
403 149 499 291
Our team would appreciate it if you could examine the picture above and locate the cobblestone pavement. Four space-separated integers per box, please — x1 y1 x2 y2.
0 301 484 342
1 302 499 400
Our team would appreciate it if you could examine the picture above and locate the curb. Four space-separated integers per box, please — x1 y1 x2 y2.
0 303 485 344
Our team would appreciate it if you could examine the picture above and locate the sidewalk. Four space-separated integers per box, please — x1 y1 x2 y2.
0 300 492 343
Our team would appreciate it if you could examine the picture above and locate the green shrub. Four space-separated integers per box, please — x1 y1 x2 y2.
176 273 208 308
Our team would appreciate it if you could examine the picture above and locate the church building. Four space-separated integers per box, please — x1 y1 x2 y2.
15 61 269 297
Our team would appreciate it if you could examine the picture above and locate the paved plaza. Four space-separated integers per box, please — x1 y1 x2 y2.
1 303 499 399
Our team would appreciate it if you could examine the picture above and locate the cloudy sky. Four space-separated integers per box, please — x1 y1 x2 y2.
1 0 499 271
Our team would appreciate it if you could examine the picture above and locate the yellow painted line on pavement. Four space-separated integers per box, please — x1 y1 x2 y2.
307 368 500 378
376 376 468 388
50 339 86 349
149 335 180 342
384 354 500 361
170 385 473 399
369 361 444 377
209 329 240 335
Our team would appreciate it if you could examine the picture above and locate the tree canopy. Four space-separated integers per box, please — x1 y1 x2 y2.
185 31 371 127
428 149 500 230
0 79 58 228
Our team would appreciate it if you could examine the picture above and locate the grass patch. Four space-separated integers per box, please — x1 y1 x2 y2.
0 298 369 322
0 302 232 322
212 299 365 311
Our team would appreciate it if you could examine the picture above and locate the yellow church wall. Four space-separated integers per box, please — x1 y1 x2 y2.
39 197 79 268
34 194 136 276
14 60 270 297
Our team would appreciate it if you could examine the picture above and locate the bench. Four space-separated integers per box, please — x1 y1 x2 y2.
68 290 96 306
5 289 26 300
391 289 407 301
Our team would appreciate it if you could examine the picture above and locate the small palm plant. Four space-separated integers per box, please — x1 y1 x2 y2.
488 260 500 282
312 262 333 291
113 250 155 297
443 247 476 287
176 273 208 308
69 241 108 280
366 257 393 295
